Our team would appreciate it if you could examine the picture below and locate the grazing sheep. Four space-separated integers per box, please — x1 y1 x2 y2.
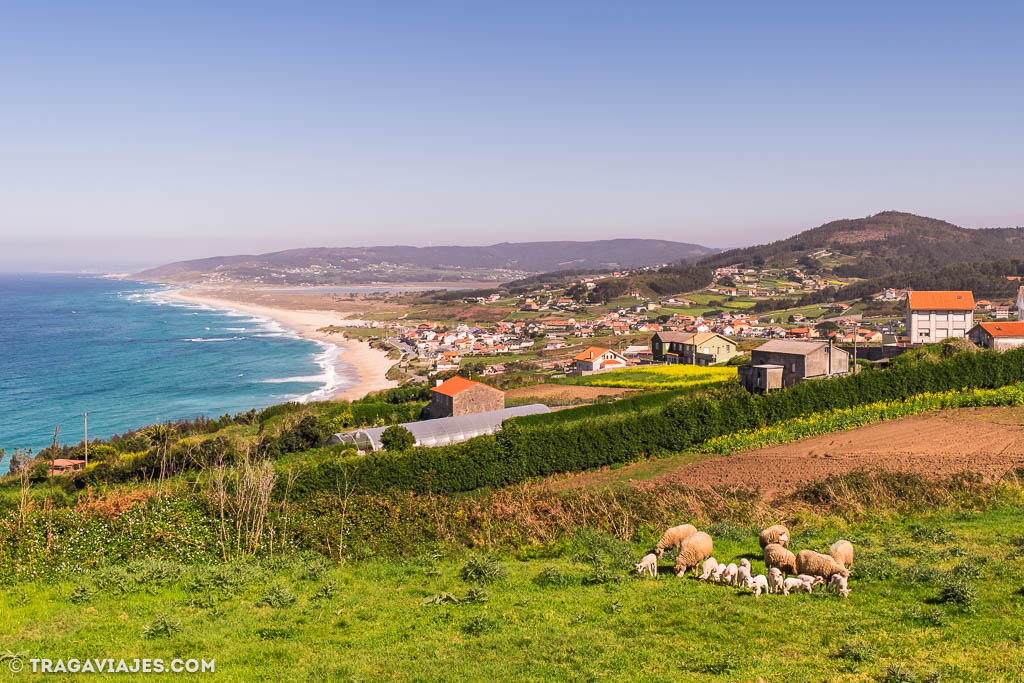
767 567 785 594
745 574 769 597
673 531 714 577
635 553 658 577
758 524 791 549
797 574 825 591
828 573 851 598
763 543 798 576
737 558 752 587
654 524 698 558
697 557 718 581
711 562 727 582
828 540 855 569
796 550 850 582
721 563 738 586
782 577 812 595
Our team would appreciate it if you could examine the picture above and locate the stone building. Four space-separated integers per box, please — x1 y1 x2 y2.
425 376 505 419
738 339 850 392
967 321 1024 351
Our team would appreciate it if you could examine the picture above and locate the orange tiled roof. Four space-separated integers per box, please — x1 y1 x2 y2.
574 346 610 362
978 322 1024 337
431 376 494 397
908 291 974 311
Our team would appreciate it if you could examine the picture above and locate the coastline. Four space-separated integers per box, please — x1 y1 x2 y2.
166 289 398 402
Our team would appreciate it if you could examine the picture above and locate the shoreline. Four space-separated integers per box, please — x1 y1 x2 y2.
166 289 398 402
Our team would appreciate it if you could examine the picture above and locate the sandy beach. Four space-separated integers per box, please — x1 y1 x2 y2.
167 289 398 401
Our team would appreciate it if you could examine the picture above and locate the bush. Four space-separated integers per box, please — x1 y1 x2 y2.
380 426 416 453
459 555 506 584
938 576 978 612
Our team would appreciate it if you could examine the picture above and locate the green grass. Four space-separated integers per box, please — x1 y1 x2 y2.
4 508 1024 680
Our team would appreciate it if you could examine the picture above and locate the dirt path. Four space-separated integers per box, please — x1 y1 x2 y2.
549 407 1024 498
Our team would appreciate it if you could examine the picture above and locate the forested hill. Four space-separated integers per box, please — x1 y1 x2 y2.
135 240 717 285
700 211 1024 278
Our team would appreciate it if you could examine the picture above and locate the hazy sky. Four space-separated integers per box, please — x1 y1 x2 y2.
1 1 1023 270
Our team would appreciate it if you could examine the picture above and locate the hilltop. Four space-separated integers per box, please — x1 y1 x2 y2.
701 211 1024 277
134 239 717 285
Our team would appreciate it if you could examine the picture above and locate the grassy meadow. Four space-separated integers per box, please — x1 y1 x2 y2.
4 504 1024 681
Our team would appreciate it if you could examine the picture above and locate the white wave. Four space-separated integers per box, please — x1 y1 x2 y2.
183 337 241 343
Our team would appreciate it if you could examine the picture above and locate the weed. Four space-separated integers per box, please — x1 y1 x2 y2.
836 640 875 662
462 615 499 635
255 627 298 640
255 585 297 608
420 592 460 606
295 556 331 582
534 566 573 588
310 582 337 602
462 587 489 604
938 576 978 612
141 614 181 639
909 525 954 544
460 554 506 584
69 583 98 605
855 553 901 581
902 605 949 627
582 565 622 586
690 648 736 675
878 663 921 682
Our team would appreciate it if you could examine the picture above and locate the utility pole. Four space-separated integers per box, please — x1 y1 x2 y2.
84 412 88 465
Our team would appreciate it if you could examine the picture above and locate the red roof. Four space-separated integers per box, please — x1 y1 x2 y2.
431 376 493 397
908 290 974 311
574 346 610 362
977 322 1024 337
52 459 85 467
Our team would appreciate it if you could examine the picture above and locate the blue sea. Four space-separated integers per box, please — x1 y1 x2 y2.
0 274 349 461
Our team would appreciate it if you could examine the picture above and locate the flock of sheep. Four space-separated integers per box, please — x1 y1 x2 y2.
635 524 853 598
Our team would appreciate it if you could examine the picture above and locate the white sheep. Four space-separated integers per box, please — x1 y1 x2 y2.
654 524 698 558
796 549 850 583
711 562 727 582
828 573 851 598
635 553 658 577
828 540 855 569
697 557 719 581
759 524 791 549
796 574 825 591
764 543 798 576
767 567 785 594
721 563 738 586
782 577 812 595
673 531 714 577
745 574 769 597
736 558 752 587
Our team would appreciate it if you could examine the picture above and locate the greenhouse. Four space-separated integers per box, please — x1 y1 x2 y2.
327 404 550 452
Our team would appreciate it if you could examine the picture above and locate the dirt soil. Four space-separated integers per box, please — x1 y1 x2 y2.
505 383 633 403
552 407 1024 498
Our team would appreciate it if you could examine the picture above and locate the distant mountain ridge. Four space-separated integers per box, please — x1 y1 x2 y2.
134 239 718 285
700 211 1024 278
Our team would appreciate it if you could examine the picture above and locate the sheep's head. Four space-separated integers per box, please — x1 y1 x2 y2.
653 548 664 558
674 565 687 577
837 567 851 579
779 532 790 547
839 587 850 599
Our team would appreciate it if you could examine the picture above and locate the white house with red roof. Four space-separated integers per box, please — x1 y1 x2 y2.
572 346 628 373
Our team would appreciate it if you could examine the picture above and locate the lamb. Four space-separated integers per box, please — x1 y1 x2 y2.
828 573 851 598
828 540 855 569
654 524 698 558
736 558 752 587
782 577 812 595
721 562 738 586
635 553 658 577
758 524 791 549
673 531 714 577
711 562 727 582
763 543 798 576
697 557 719 581
796 574 825 591
795 549 850 583
745 574 769 597
767 567 785 594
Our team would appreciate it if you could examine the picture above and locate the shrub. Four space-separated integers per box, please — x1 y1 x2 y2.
380 426 416 453
836 640 875 662
461 615 499 635
534 567 573 588
255 585 297 608
938 576 978 612
141 614 181 639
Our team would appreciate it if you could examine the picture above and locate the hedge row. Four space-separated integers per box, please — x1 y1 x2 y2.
286 347 1024 499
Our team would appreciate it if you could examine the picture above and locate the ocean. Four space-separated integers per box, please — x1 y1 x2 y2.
0 274 348 461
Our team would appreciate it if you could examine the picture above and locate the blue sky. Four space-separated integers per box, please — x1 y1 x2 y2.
1 1 1022 268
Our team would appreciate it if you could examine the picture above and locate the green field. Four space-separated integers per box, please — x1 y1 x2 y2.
4 503 1023 681
558 364 737 389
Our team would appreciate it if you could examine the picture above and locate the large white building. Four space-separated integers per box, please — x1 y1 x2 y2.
906 291 975 343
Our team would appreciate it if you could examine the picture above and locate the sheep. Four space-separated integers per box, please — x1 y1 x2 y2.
697 557 718 581
758 524 791 549
796 549 850 583
736 558 752 587
745 574 769 597
711 562 727 582
828 540 855 569
654 524 698 558
763 543 798 576
828 573 851 598
721 563 738 586
796 574 825 591
782 577 812 595
767 567 785 594
673 531 714 577
635 553 658 577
